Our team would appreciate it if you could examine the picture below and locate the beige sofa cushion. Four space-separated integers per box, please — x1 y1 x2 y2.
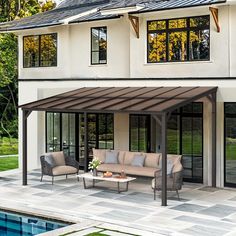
52 166 77 175
118 151 125 164
51 151 65 166
93 148 107 163
144 153 160 168
97 164 124 173
123 151 140 165
124 166 158 177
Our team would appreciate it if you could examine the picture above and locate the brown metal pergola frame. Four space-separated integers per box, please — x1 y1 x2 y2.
20 86 217 206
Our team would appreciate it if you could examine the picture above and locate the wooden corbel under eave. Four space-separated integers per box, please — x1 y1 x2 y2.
209 7 220 33
129 15 139 38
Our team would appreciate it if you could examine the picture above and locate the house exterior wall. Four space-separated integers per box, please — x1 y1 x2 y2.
17 3 236 188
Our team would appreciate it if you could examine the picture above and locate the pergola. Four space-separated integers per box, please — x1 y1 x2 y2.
20 86 217 206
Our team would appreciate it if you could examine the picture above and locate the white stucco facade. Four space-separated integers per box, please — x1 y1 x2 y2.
17 3 236 188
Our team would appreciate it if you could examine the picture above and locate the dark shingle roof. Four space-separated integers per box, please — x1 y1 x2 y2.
0 0 226 32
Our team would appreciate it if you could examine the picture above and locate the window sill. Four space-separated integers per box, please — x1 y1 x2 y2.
143 60 213 66
89 64 108 67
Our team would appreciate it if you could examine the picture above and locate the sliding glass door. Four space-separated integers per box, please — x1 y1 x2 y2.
225 103 236 187
46 112 114 169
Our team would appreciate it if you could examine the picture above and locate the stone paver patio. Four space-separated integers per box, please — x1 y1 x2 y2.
1 169 236 235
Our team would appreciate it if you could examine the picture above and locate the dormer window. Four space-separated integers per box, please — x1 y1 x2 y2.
23 33 57 68
147 15 210 63
91 27 107 65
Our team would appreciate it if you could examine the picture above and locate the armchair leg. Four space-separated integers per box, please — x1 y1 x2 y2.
176 190 180 201
52 176 54 185
154 189 156 200
40 174 43 182
77 171 79 182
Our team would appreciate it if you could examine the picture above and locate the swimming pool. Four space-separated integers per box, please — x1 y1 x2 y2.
0 210 68 235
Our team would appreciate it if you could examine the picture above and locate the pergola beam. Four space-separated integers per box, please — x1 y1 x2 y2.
129 15 139 38
209 7 220 33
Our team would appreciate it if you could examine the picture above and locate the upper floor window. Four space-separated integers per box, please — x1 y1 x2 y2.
91 27 107 65
23 33 57 68
147 15 210 63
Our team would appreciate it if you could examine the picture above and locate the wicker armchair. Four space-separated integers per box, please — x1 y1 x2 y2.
152 169 183 200
40 151 79 184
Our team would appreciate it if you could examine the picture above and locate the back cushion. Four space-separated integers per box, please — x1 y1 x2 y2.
93 148 107 163
118 151 125 164
159 154 182 173
52 151 65 166
124 152 139 165
144 153 160 168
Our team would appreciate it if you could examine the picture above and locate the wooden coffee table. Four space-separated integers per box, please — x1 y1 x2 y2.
78 173 136 193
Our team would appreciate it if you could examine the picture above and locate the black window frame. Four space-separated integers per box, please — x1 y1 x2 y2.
147 15 210 63
91 26 107 65
23 33 58 68
129 114 151 153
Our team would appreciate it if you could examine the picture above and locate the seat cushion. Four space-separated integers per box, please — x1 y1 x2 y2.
144 153 160 168
52 166 77 176
97 164 124 173
124 166 158 177
51 151 65 166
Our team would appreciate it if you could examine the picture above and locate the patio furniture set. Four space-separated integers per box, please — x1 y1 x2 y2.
40 149 184 199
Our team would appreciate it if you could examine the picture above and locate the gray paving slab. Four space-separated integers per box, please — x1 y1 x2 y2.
171 203 207 213
198 204 236 218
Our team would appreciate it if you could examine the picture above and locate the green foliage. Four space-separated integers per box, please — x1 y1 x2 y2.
0 0 56 140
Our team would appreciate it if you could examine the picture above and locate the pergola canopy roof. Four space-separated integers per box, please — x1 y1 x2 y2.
20 86 217 114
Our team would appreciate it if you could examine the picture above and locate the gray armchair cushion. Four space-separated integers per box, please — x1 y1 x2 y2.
105 150 119 164
158 159 174 175
44 154 57 168
52 166 78 176
131 154 146 167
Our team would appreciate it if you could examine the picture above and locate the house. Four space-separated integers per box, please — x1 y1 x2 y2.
0 0 236 205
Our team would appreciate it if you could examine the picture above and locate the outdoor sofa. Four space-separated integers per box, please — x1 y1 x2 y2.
40 151 79 184
93 148 183 199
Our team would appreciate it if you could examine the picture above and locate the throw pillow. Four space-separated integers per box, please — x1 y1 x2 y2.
131 154 146 167
44 154 57 168
105 150 119 164
158 159 174 175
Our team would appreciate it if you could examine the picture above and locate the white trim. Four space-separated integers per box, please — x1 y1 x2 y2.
61 8 98 25
101 4 144 15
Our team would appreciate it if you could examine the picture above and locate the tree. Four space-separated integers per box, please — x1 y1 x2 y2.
0 0 56 139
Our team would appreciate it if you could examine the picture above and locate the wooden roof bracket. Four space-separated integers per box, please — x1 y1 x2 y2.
209 7 220 33
129 15 139 38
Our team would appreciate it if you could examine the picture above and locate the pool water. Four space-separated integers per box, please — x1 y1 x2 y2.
0 210 67 236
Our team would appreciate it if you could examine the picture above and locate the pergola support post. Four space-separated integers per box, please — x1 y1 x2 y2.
22 109 32 186
211 92 217 187
161 112 167 206
84 112 88 172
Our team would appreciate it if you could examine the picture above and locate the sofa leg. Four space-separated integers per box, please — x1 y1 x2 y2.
40 175 43 182
176 190 180 201
52 176 54 185
66 174 68 179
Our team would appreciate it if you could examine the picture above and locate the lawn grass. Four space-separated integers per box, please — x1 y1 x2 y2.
0 156 18 171
0 137 18 155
